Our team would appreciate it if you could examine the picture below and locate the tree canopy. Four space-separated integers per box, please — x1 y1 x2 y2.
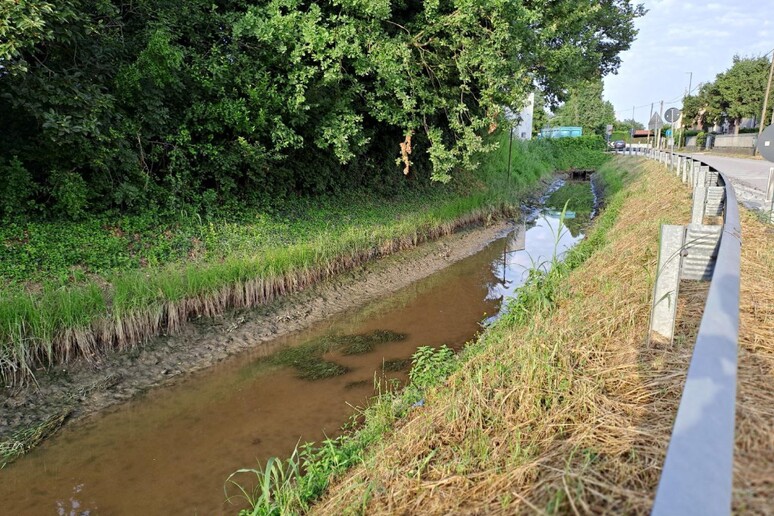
0 0 644 219
683 55 773 133
614 118 644 132
549 79 616 135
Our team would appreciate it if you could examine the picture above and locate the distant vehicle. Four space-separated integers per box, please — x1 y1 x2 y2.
538 126 583 139
613 140 626 150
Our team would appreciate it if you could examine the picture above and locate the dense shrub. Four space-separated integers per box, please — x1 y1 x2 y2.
1 0 641 220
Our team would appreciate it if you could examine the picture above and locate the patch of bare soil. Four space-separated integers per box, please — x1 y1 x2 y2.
0 218 514 442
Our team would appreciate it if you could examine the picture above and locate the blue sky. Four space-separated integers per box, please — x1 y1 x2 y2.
603 0 774 125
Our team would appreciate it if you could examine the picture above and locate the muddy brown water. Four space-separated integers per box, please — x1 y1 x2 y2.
1 190 588 515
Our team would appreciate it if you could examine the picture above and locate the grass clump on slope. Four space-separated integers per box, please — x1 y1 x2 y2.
310 157 707 514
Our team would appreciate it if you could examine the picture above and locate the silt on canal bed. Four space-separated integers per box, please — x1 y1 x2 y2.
0 178 595 515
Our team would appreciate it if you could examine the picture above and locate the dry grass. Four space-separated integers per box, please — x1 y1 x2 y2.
312 159 709 514
310 159 774 515
733 211 774 514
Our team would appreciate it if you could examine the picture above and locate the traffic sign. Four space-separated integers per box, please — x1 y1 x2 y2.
664 108 681 123
758 124 774 162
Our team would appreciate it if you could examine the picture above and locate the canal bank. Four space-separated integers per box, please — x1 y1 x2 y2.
1 172 602 514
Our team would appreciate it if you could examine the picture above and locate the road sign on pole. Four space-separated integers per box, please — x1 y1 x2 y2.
664 108 681 123
758 124 774 162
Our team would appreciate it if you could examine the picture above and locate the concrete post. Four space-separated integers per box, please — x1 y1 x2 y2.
688 160 701 186
692 187 707 224
650 224 685 342
699 166 710 188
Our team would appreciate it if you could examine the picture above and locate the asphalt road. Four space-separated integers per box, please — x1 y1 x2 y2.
678 153 773 213
688 153 772 192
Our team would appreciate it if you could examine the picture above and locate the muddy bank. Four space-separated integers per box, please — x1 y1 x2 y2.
0 173 598 514
1 216 517 441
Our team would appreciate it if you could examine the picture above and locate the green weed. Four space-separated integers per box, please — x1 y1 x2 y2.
0 135 608 385
229 343 463 515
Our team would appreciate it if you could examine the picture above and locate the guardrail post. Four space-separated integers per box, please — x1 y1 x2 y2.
706 187 726 217
688 160 701 186
691 187 707 224
649 224 685 342
697 166 708 189
681 159 688 183
698 165 709 188
681 224 722 281
766 167 774 223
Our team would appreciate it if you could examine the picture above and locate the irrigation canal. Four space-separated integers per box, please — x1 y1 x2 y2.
2 180 593 515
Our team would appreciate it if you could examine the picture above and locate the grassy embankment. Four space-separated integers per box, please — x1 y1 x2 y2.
226 156 631 514
294 156 774 515
0 133 607 386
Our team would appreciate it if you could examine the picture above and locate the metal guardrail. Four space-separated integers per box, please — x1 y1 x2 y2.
631 148 742 515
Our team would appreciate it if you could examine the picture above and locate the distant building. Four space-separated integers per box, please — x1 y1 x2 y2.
632 129 652 138
538 126 583 138
514 93 534 140
505 93 535 140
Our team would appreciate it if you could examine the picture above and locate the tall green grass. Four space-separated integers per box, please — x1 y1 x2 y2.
0 132 609 386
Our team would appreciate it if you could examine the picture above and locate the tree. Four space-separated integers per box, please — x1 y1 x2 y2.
551 79 616 135
715 56 772 133
681 55 774 133
614 118 644 133
531 91 549 136
682 90 706 129
1 0 645 218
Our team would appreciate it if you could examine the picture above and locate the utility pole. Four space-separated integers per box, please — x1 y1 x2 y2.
759 49 774 135
680 72 693 148
658 100 664 149
648 102 654 148
755 49 774 156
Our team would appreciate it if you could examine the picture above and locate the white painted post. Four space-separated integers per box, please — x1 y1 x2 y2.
650 225 685 342
697 166 708 189
691 161 700 186
699 165 710 188
692 187 707 224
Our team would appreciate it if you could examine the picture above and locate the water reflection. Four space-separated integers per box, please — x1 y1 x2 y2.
485 208 586 324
